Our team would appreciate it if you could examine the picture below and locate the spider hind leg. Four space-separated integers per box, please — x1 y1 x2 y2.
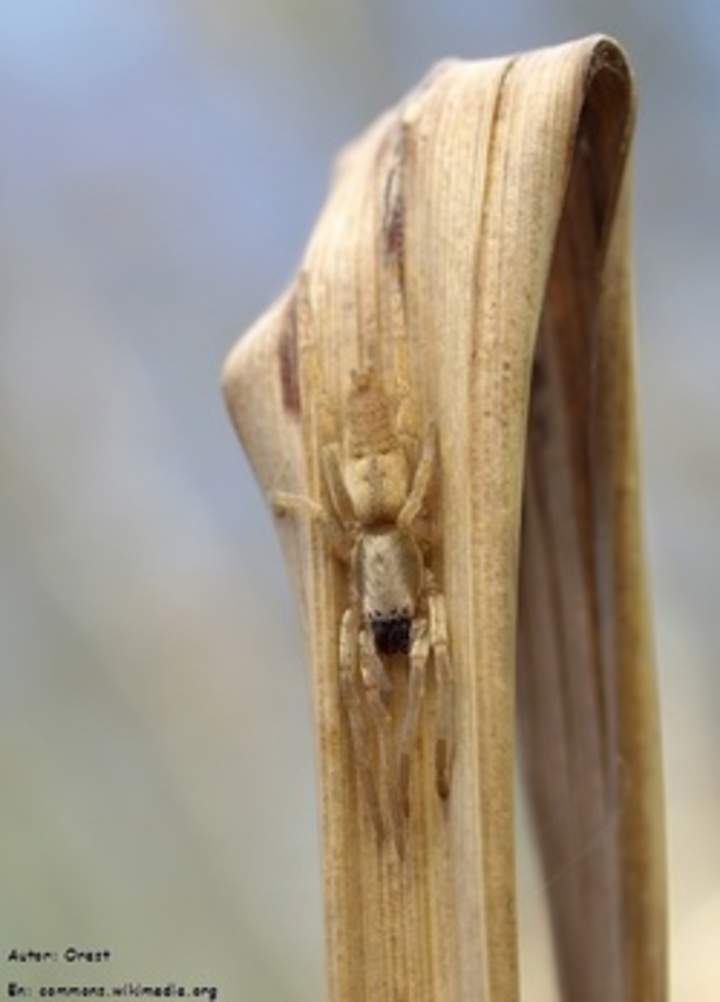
339 608 384 842
397 618 430 818
359 630 405 857
427 583 454 799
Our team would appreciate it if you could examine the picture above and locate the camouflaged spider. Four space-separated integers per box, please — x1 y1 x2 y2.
273 367 453 849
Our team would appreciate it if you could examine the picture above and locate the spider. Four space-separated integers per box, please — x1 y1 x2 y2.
272 367 453 851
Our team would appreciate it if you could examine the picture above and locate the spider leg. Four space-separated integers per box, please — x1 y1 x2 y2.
358 630 405 856
271 491 351 562
339 607 384 842
321 443 356 528
427 578 454 799
399 435 435 548
399 433 420 468
397 421 437 531
397 618 430 818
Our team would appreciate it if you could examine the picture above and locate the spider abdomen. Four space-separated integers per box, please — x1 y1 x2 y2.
353 527 423 653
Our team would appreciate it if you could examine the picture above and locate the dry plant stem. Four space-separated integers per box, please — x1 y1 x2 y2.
223 35 666 1002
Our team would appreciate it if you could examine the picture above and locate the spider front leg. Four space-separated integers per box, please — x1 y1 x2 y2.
358 629 404 856
339 607 384 841
271 492 351 562
427 581 454 799
321 443 356 526
398 420 437 531
397 618 430 818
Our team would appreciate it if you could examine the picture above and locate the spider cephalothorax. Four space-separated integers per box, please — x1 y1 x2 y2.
273 366 453 852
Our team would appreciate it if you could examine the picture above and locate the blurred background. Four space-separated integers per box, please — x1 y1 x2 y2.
1 2 717 999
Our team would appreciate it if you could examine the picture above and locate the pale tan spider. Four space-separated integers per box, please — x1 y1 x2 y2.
272 368 453 850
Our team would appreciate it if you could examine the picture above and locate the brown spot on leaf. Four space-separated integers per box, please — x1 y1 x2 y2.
380 117 407 275
384 169 404 257
278 295 301 417
383 161 405 267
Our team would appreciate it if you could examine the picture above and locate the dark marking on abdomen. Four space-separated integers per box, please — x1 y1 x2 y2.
372 616 412 656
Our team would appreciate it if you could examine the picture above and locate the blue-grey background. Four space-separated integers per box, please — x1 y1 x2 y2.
1 2 717 999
